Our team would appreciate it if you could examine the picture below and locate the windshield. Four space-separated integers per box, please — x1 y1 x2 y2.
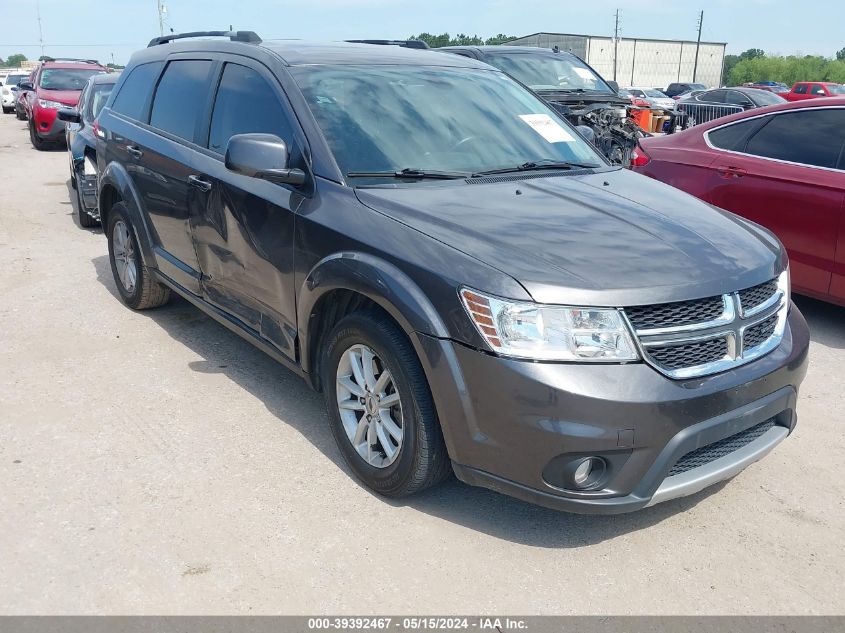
643 89 668 98
291 65 603 179
482 52 614 94
39 68 102 91
5 74 27 86
827 84 845 95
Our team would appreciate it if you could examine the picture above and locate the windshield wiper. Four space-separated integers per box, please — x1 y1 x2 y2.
472 160 600 177
346 168 470 180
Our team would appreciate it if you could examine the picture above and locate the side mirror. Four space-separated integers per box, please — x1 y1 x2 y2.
18 81 33 91
224 133 306 186
57 107 81 123
606 80 619 93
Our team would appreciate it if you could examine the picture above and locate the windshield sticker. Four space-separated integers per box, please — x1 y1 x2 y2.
518 114 575 143
573 67 597 80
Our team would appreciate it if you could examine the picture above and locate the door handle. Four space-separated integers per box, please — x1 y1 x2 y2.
126 145 143 159
187 175 213 192
718 166 746 178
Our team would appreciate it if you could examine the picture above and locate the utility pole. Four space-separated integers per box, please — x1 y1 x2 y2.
157 0 166 37
36 1 44 58
613 9 620 82
692 10 703 82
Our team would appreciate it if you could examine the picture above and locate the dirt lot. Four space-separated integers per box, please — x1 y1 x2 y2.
0 113 843 615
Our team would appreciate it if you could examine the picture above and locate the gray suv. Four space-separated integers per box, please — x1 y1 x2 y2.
96 31 809 513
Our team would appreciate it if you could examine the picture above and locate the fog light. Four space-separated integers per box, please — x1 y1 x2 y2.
570 457 606 490
573 459 593 486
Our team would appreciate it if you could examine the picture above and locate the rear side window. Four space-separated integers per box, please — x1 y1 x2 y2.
208 63 294 154
112 62 164 121
707 118 764 151
150 60 214 142
792 84 808 94
745 109 845 169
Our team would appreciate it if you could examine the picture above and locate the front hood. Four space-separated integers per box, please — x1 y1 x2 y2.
37 88 80 106
355 169 785 306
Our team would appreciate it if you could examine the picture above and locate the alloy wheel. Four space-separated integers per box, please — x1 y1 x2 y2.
335 344 404 468
112 220 137 293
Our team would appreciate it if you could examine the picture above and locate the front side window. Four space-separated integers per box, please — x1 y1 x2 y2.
726 91 752 106
39 68 102 91
700 90 727 103
811 84 827 95
482 52 615 94
150 60 214 142
291 65 603 178
745 109 845 169
112 62 164 121
208 63 294 155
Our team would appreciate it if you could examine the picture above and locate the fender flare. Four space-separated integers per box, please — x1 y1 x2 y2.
297 252 451 375
99 162 157 266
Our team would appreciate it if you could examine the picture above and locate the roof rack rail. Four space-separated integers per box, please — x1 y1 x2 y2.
148 30 262 47
346 39 430 50
40 57 101 65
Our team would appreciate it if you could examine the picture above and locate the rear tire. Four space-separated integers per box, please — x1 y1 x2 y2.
16 107 26 121
322 311 451 498
106 202 170 310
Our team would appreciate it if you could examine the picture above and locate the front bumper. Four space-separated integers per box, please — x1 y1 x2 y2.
415 305 809 514
32 107 65 141
1 92 16 107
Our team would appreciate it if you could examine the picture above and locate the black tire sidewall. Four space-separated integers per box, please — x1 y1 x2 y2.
323 314 429 496
106 204 144 307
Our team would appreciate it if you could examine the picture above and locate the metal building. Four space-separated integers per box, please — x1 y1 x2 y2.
506 32 726 89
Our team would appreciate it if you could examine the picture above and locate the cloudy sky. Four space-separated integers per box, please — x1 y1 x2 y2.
2 0 841 66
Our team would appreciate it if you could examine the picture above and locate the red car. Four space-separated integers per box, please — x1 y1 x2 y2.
783 81 845 102
18 58 108 150
630 98 845 306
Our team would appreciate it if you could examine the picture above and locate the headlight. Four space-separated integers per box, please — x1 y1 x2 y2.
38 99 63 109
460 288 639 362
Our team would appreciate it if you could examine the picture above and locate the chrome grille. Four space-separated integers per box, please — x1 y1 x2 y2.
648 337 728 371
668 419 777 477
739 280 778 315
744 314 778 350
625 274 788 379
626 296 725 330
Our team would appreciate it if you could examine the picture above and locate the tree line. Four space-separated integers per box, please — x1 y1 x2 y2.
407 33 518 48
724 48 845 85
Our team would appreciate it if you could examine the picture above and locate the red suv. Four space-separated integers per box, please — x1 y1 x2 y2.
20 58 108 150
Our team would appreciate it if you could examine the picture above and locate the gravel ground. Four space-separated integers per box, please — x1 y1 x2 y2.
0 113 843 615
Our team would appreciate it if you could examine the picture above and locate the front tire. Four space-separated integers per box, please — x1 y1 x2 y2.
29 121 47 150
106 202 170 310
2 106 11 114
322 311 451 498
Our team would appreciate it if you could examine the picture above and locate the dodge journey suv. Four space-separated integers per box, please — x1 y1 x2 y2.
97 31 809 513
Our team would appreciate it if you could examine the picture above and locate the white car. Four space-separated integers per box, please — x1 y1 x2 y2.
626 87 675 110
1 71 30 114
